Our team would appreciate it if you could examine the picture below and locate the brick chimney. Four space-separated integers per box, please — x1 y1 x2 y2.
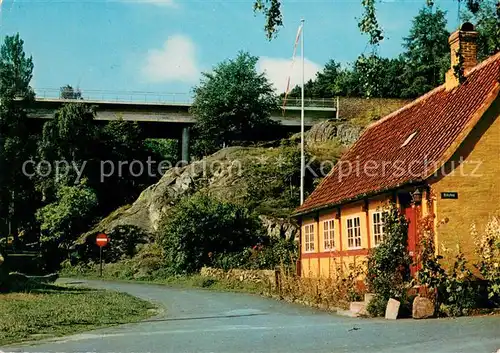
445 22 478 91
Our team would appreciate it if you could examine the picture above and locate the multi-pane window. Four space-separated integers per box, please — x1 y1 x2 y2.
372 212 386 246
304 224 315 252
323 219 335 251
347 217 361 248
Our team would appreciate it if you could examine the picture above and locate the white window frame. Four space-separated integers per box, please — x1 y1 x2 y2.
346 216 362 249
304 223 315 253
323 219 335 251
372 211 386 247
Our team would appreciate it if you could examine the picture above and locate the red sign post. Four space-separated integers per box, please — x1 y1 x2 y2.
96 233 109 277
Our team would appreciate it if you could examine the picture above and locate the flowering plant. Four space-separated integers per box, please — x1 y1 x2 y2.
473 217 500 301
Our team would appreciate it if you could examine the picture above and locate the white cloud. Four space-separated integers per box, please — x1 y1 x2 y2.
141 35 199 83
257 57 321 94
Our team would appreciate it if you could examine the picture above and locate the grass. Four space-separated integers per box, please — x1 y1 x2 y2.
0 285 156 346
61 264 268 295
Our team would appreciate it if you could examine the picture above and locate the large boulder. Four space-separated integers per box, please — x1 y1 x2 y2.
81 147 252 238
80 146 300 243
412 296 435 319
305 119 363 146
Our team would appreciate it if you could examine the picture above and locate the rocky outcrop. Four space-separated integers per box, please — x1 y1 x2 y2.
83 114 382 243
83 147 248 236
260 215 298 240
305 119 363 146
83 146 299 240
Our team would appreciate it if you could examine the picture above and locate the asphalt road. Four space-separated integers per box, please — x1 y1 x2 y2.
2 279 500 353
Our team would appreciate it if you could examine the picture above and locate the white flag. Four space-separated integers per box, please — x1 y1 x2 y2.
283 22 304 114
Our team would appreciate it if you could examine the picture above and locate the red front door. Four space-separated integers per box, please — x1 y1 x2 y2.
404 205 419 276
399 191 420 277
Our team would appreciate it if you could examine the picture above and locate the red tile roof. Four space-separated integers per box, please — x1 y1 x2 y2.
295 52 500 216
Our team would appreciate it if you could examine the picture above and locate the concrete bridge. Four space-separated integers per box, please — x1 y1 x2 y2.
28 89 338 160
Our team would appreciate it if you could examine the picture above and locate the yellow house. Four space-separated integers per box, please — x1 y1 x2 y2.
293 23 500 278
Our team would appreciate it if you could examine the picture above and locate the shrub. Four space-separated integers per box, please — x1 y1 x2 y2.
438 248 476 316
416 215 446 294
158 193 265 274
366 295 388 317
473 217 500 303
61 243 167 281
366 203 412 307
278 260 365 309
243 143 322 217
75 225 151 264
213 236 298 271
417 213 479 316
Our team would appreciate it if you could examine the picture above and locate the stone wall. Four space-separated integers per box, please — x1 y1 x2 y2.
200 267 277 288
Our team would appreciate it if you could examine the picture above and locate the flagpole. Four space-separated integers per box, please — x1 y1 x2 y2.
300 19 305 205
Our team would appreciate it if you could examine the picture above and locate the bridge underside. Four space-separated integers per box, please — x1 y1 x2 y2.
28 115 308 139
27 100 336 160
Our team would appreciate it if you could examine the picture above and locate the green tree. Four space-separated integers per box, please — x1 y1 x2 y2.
96 119 160 210
253 0 496 41
312 60 342 97
37 102 97 203
143 138 179 162
400 6 450 98
463 0 500 59
284 55 406 100
0 34 37 246
284 79 315 99
358 0 384 46
190 51 279 156
59 85 82 100
253 0 283 40
36 180 98 270
158 193 264 274
39 102 97 162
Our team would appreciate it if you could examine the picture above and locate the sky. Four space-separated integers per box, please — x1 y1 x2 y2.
1 0 461 97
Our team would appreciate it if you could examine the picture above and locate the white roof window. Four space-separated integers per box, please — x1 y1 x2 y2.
401 131 418 147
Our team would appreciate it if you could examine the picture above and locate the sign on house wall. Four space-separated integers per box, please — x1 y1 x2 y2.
441 192 458 199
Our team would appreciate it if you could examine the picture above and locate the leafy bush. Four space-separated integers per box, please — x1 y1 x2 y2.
243 143 321 217
473 217 500 302
36 180 98 248
417 215 446 294
74 225 151 264
278 260 365 309
417 214 479 316
366 203 412 307
366 294 388 317
36 180 98 271
158 194 265 274
213 237 298 271
61 243 167 281
438 249 476 316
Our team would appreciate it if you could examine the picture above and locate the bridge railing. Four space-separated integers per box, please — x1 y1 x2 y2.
35 88 194 104
282 97 337 109
34 88 338 109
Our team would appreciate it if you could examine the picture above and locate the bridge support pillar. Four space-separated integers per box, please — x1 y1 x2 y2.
180 126 190 163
